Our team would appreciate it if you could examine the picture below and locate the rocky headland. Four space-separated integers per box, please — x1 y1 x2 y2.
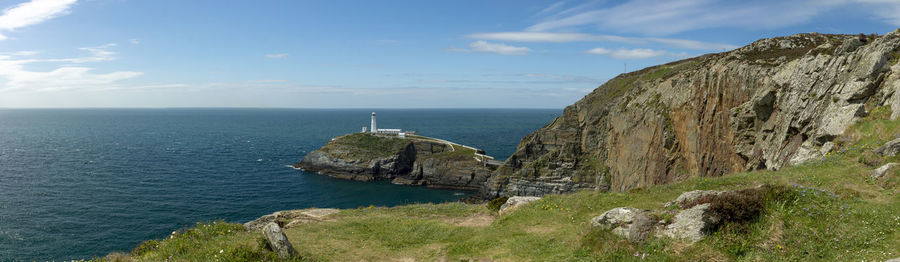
294 133 494 190
479 30 900 198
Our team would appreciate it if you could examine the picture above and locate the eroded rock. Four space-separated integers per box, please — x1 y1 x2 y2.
262 223 298 259
590 207 653 242
875 138 900 157
498 196 541 214
479 30 900 198
873 163 899 179
658 203 721 243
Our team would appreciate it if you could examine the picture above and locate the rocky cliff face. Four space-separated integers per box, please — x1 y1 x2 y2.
481 30 900 198
295 133 492 190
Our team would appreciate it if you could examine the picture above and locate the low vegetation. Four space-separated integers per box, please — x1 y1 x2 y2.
323 133 410 158
95 112 900 261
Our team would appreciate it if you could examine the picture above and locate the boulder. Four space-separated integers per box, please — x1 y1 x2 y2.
886 257 900 262
590 207 653 242
245 213 278 231
875 138 900 157
498 196 541 214
658 203 721 242
262 222 298 259
664 190 724 208
872 163 900 179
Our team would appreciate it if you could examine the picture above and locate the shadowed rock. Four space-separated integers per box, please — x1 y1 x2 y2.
875 138 900 157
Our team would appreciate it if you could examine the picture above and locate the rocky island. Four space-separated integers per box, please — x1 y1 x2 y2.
294 132 498 190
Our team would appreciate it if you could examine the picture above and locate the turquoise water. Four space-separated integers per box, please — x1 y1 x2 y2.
0 108 559 260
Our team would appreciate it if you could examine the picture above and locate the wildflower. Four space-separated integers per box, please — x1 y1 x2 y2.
219 249 224 254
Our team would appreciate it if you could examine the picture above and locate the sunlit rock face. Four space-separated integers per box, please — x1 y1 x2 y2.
481 30 900 198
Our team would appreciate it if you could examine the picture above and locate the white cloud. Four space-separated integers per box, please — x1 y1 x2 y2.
0 0 78 40
587 47 669 59
451 41 532 55
856 0 900 25
0 44 142 92
526 0 847 35
467 32 738 51
467 32 640 44
264 53 290 59
129 39 140 44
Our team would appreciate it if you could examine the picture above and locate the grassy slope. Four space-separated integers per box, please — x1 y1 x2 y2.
320 133 410 159
97 109 900 261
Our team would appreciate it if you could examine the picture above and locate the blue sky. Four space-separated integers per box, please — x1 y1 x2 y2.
0 0 899 108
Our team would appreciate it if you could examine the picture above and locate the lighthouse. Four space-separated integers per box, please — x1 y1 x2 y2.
370 112 377 133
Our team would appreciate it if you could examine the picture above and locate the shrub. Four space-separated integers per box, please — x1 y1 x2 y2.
486 196 509 212
130 239 159 256
685 184 793 225
256 235 273 252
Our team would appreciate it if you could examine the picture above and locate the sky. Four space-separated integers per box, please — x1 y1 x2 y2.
0 0 899 108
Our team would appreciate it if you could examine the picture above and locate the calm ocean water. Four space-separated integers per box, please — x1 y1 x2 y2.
0 108 559 261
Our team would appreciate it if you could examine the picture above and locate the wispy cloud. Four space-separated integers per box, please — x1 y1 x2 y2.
264 53 290 59
526 0 848 35
467 32 737 51
857 0 900 25
129 39 140 44
0 0 78 40
0 44 142 92
449 41 532 55
586 47 685 59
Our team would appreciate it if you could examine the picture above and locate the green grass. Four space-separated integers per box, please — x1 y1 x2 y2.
102 115 900 261
323 133 410 159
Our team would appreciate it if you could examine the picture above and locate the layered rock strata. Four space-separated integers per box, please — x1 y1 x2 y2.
482 30 900 198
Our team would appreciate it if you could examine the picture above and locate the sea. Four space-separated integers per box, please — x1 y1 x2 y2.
0 108 560 261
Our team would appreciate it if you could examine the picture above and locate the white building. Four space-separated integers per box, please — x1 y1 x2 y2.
363 112 405 136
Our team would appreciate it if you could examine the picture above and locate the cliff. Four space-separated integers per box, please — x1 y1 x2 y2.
481 30 900 198
295 133 493 190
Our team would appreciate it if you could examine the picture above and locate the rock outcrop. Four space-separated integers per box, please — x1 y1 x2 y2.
657 203 721 243
875 137 900 157
296 133 493 190
245 208 341 231
262 223 298 259
498 196 541 214
481 30 900 198
590 207 653 242
872 163 899 179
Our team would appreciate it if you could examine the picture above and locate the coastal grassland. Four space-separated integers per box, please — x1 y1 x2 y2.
322 133 410 159
103 115 900 261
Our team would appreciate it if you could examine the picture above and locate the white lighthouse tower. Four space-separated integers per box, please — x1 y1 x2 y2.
370 112 377 133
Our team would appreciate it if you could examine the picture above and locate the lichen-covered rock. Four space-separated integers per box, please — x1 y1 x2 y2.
658 203 721 242
873 163 900 179
297 133 493 190
498 196 541 214
590 207 653 242
480 29 900 198
262 223 298 259
875 138 900 157
664 190 724 208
